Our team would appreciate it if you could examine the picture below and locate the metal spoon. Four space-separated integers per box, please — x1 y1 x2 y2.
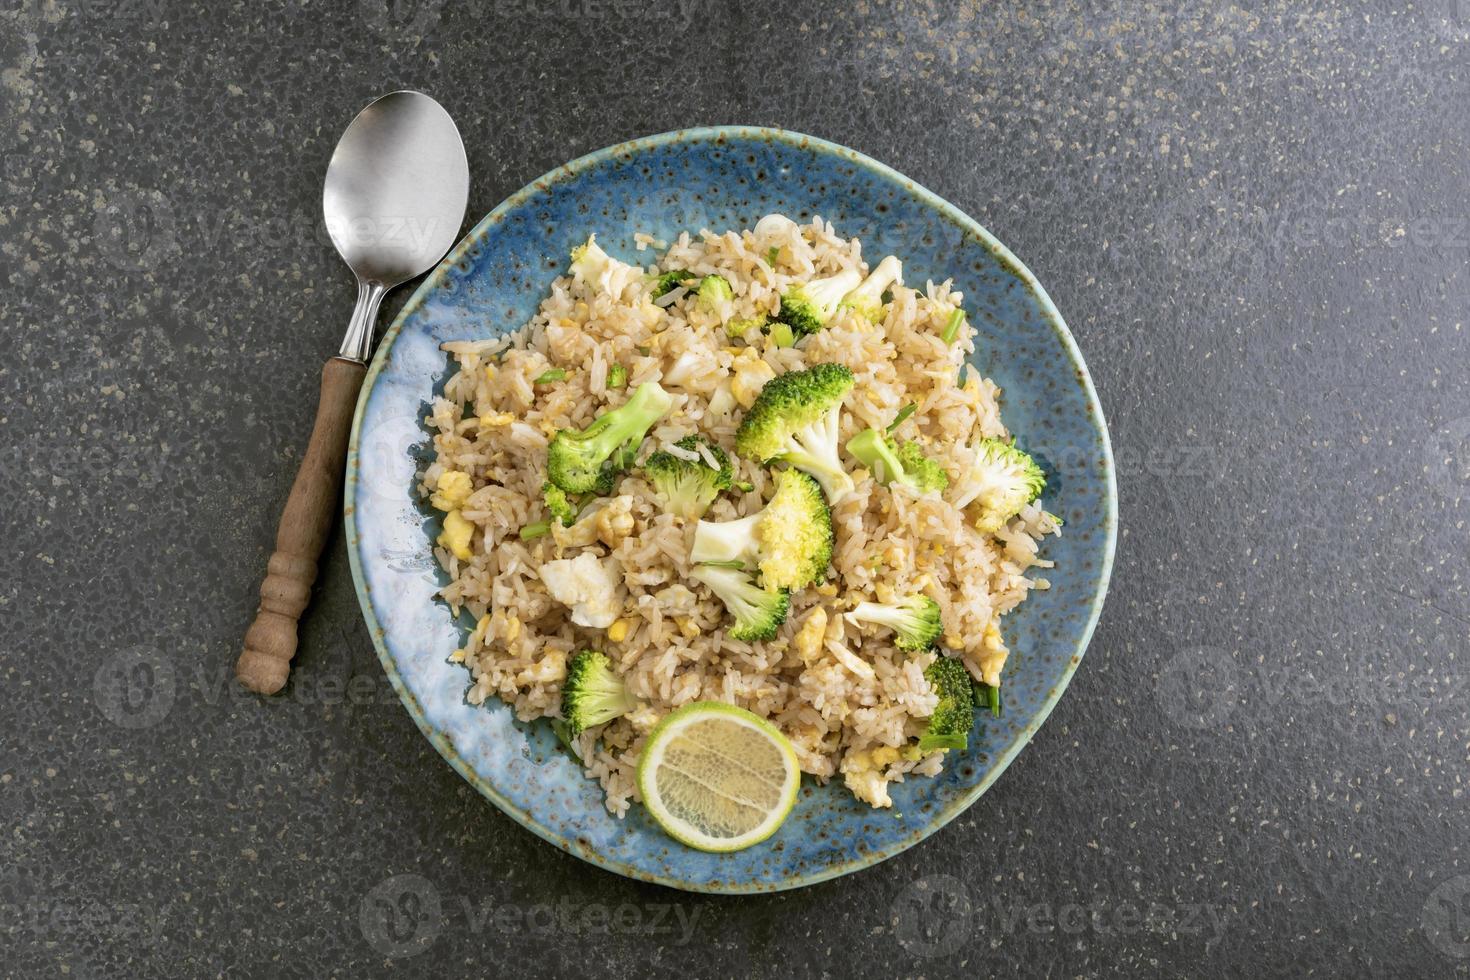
237 90 469 694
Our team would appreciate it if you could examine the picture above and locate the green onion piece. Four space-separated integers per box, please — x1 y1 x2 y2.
976 682 1001 718
635 345 651 356
887 404 917 432
765 246 780 266
607 363 627 388
734 480 755 493
519 521 551 540
534 368 568 385
768 322 795 348
941 308 966 345
697 559 748 570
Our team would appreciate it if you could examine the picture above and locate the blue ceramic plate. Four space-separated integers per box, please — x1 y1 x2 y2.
345 127 1116 893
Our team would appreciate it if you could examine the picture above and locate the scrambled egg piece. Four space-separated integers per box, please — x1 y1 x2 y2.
438 510 475 561
978 620 1008 687
595 496 635 547
730 351 776 408
515 648 566 686
843 765 893 809
792 607 828 664
430 470 473 511
870 745 902 768
551 510 600 548
537 553 626 628
841 745 904 808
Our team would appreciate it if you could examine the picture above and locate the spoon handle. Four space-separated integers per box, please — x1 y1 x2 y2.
237 356 366 694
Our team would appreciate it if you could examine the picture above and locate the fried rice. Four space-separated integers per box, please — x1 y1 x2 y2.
419 214 1060 815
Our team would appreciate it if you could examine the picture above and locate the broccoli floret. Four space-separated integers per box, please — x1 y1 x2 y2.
690 469 833 590
569 234 642 297
696 274 734 320
546 382 674 495
650 268 694 298
844 594 943 652
689 564 789 642
845 428 949 494
919 655 976 751
776 269 862 336
734 363 856 500
561 650 638 737
951 438 1046 533
542 482 581 526
725 313 768 339
839 255 903 321
644 436 733 519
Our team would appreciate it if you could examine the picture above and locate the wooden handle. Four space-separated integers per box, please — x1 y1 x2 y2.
237 357 367 694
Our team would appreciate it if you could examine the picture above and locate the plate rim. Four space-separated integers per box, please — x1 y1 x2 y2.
344 125 1118 893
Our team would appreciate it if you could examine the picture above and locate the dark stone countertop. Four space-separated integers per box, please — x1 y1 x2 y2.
2 1 1468 976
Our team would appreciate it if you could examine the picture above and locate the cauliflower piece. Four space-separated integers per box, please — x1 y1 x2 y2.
569 234 643 298
438 510 475 561
706 382 737 418
537 553 626 628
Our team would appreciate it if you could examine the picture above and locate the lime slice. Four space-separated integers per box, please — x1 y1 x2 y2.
637 701 800 852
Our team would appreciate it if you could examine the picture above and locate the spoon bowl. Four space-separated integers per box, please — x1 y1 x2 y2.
324 91 469 286
325 91 470 363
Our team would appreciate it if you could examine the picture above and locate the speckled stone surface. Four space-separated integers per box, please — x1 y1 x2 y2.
2 0 1468 975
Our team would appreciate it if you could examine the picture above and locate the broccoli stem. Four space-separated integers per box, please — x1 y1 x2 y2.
977 682 1002 718
783 413 854 500
846 427 905 484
